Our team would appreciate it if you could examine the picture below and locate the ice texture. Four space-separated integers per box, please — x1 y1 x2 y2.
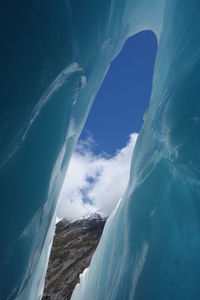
1 1 200 299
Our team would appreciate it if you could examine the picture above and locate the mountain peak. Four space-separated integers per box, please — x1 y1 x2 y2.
43 214 106 300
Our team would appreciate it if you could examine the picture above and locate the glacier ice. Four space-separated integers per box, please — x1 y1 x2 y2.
1 0 200 299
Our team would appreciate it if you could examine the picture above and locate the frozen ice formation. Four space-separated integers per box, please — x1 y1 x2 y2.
1 0 200 299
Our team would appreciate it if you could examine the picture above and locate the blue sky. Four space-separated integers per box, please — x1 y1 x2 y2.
80 30 157 155
58 30 158 220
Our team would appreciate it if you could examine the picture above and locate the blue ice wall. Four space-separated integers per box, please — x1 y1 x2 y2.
0 1 200 299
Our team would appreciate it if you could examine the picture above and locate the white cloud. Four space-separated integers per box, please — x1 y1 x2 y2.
56 132 138 221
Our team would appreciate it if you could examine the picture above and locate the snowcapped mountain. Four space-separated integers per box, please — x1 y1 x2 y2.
42 214 106 300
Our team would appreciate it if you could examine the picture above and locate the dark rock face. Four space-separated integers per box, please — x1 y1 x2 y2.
42 214 106 300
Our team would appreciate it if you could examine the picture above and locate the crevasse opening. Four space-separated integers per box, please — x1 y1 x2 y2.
1 1 200 300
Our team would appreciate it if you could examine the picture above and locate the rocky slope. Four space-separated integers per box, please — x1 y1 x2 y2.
42 214 106 300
